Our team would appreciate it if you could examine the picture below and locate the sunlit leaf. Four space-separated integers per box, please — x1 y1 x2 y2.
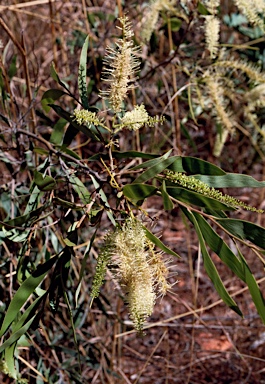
132 150 173 170
194 173 265 188
168 156 226 175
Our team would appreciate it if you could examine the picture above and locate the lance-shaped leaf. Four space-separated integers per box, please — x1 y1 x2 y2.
143 226 180 258
182 208 242 316
132 150 173 170
216 218 265 249
161 181 174 210
89 150 159 161
193 212 265 323
168 156 226 175
0 254 58 337
41 89 67 113
123 184 157 203
237 248 265 323
4 343 17 379
192 212 245 280
3 202 50 228
194 173 265 188
33 171 56 191
0 316 38 354
67 173 91 205
132 157 176 184
50 118 67 145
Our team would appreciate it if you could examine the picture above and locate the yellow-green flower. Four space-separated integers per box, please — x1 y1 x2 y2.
72 109 102 127
119 104 149 131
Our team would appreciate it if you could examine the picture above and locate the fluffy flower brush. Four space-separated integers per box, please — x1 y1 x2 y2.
91 217 173 331
100 16 140 113
204 15 220 59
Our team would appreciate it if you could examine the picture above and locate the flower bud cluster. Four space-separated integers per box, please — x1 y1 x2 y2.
164 170 263 212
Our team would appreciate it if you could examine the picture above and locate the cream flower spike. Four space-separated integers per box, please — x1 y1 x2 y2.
234 0 265 31
90 217 173 332
100 16 140 113
204 15 220 59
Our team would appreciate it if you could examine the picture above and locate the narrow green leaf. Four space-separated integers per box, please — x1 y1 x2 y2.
161 181 174 210
3 202 50 228
50 62 69 90
170 17 182 32
192 212 245 280
5 343 17 379
23 186 42 215
50 118 67 145
1 227 29 242
168 156 226 175
237 248 265 324
59 145 81 159
53 197 83 210
123 184 157 202
216 218 265 249
79 36 89 109
90 175 116 226
33 170 56 191
198 1 211 15
183 208 242 316
194 173 265 188
8 55 17 79
89 151 159 161
132 150 173 170
132 157 176 184
68 173 91 205
12 292 47 333
41 89 67 113
0 316 37 353
33 147 49 155
0 255 58 337
144 227 181 258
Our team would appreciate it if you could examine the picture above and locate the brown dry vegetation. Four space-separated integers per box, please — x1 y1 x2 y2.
1 1 265 383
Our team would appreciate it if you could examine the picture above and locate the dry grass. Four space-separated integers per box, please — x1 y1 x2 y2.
1 1 265 383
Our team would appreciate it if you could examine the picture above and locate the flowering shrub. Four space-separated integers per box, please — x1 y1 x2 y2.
1 6 265 382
